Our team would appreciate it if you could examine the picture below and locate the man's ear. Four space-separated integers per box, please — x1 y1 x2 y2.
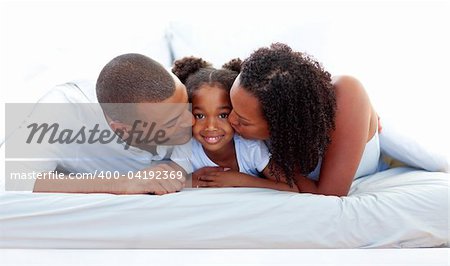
109 120 132 140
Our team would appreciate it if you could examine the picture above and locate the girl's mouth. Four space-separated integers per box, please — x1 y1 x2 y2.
202 135 224 144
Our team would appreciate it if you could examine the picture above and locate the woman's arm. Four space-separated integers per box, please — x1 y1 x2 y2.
294 75 375 196
196 166 299 192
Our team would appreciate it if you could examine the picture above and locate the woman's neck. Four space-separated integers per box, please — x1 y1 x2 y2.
203 139 239 171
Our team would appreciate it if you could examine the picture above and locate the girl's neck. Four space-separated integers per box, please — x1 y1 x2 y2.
203 139 239 171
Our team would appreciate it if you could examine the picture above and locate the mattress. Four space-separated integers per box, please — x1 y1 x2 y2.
0 166 448 248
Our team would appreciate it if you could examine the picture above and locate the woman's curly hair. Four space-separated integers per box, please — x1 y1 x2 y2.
239 43 336 186
172 56 241 101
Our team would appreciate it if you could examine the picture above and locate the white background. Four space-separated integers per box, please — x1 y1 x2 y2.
1 0 449 162
0 0 449 264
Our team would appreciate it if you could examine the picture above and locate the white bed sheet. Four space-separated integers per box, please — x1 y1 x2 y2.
1 249 448 266
0 167 448 248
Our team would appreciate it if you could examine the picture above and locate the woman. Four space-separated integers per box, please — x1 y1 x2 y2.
196 43 380 196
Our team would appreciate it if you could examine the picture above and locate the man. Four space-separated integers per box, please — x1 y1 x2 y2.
6 53 193 195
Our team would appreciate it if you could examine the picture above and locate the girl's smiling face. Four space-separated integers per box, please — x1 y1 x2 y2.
191 85 234 153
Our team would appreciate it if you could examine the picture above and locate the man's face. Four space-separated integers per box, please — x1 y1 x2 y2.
133 75 193 146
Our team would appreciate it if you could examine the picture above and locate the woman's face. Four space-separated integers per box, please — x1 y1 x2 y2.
228 76 270 140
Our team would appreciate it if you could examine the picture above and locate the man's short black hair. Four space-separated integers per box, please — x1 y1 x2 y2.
96 53 175 121
97 53 175 103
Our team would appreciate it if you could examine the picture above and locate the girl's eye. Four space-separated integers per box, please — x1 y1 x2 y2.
218 113 229 119
194 114 205 120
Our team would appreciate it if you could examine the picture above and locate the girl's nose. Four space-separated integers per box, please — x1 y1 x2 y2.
205 117 218 130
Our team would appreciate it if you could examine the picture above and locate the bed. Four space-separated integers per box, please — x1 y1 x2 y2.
0 165 448 249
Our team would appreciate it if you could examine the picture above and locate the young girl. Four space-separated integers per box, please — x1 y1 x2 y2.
170 56 298 192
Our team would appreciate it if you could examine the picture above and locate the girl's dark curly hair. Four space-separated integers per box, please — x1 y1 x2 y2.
239 43 336 186
172 56 241 101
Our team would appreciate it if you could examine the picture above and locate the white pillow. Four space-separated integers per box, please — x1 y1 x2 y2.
166 21 331 68
380 119 449 173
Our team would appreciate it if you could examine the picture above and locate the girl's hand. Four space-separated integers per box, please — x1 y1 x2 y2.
192 166 224 188
197 170 248 188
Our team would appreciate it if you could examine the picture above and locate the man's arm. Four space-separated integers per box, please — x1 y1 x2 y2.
33 162 186 195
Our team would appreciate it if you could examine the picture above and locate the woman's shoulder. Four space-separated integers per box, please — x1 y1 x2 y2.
332 75 370 105
332 75 364 92
330 75 376 139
